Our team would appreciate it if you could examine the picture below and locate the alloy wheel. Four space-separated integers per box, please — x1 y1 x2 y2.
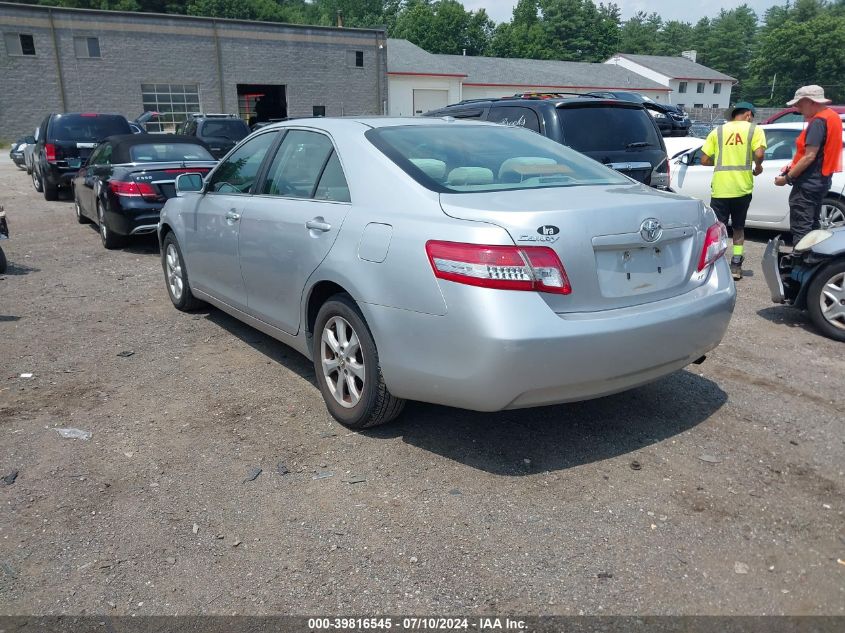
820 202 845 229
320 316 365 408
819 271 845 331
165 243 184 301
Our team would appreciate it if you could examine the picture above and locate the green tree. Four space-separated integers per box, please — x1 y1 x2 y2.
698 5 758 81
490 0 619 61
749 2 845 104
618 11 662 55
393 0 492 55
655 20 695 56
185 0 286 21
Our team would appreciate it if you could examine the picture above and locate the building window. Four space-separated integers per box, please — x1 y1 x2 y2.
4 33 36 56
713 83 721 94
696 82 705 93
348 50 364 68
694 103 704 108
313 105 326 117
74 36 101 59
712 103 719 108
677 103 685 108
678 81 687 94
141 83 201 132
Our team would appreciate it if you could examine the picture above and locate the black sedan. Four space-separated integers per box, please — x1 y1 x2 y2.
72 135 217 249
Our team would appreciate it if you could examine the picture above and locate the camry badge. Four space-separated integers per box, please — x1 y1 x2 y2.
640 218 663 243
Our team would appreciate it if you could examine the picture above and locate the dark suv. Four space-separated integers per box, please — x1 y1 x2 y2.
32 113 132 200
426 95 669 189
176 114 251 159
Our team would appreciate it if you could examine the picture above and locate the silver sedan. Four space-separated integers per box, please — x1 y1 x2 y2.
159 118 736 428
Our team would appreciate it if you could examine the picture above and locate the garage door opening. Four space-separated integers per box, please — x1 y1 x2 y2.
237 84 287 126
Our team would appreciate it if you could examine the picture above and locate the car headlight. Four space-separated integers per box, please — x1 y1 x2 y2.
649 111 667 119
794 229 833 252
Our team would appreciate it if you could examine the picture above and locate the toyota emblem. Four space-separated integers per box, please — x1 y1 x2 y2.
640 218 663 243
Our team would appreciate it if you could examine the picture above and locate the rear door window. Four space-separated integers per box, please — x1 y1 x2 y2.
51 114 131 142
559 106 661 152
488 106 541 133
763 129 800 160
261 130 334 198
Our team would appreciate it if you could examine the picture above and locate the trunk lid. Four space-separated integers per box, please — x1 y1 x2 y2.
439 184 710 313
123 162 216 201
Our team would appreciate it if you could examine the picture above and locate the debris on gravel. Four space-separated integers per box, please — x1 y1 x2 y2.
243 467 262 483
54 428 92 440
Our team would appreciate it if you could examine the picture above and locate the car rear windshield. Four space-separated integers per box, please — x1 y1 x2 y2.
558 105 662 153
129 143 214 163
201 120 249 141
51 114 131 142
366 124 630 193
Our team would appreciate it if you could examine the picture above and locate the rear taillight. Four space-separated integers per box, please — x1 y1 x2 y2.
45 143 57 163
697 222 729 272
425 241 571 295
109 180 160 201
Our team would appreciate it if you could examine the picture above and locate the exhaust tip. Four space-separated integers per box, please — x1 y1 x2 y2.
692 355 707 365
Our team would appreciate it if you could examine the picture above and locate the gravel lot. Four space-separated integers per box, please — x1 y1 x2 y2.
0 154 843 616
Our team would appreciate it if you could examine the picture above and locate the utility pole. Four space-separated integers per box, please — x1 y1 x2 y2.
770 73 777 102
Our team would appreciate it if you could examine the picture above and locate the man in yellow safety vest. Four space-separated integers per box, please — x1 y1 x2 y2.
700 102 767 280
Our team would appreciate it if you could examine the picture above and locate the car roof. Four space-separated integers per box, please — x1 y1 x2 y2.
101 134 212 163
260 116 502 133
439 95 640 109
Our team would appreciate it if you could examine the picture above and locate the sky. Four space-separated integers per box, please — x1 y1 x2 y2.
462 0 786 24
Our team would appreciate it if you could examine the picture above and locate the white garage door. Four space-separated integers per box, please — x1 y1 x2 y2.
413 89 449 116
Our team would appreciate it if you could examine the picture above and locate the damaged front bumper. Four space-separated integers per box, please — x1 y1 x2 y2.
762 235 786 303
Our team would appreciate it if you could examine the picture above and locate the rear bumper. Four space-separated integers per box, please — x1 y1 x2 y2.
41 163 78 187
364 258 736 411
103 198 163 236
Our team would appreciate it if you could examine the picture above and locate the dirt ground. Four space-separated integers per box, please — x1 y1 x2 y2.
0 154 843 616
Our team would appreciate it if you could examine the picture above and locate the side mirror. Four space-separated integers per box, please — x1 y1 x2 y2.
175 173 204 195
680 153 691 166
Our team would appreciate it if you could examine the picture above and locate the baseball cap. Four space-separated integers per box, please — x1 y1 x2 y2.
730 101 757 117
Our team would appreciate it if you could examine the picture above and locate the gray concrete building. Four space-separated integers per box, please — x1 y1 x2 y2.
0 2 387 140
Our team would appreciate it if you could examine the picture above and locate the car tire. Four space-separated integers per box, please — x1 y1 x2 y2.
31 168 43 193
74 188 90 224
806 259 845 342
0 246 6 274
97 200 124 250
820 197 845 229
43 179 59 202
312 294 405 430
161 232 205 311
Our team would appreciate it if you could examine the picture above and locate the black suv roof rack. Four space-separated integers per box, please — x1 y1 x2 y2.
450 93 603 107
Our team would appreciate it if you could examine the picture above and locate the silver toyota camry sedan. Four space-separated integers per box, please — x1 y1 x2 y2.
159 117 736 429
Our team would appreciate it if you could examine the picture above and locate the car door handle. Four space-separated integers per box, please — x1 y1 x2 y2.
306 218 331 232
225 210 240 223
